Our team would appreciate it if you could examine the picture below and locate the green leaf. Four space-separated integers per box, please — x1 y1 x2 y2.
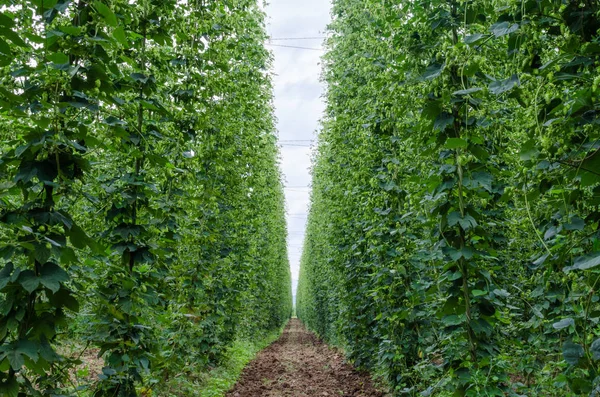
553 318 574 330
563 341 584 365
445 247 474 261
434 112 454 132
0 340 39 370
0 12 16 28
0 263 13 290
591 338 600 360
448 212 478 230
420 62 444 81
564 252 600 272
34 243 51 264
103 116 127 126
40 262 69 293
472 289 487 297
532 253 550 268
49 288 79 312
0 37 11 56
564 217 585 231
519 140 539 161
18 270 40 293
380 180 397 192
67 223 99 252
113 26 128 47
488 74 519 95
470 172 493 192
442 314 465 326
2 29 28 48
464 34 487 45
47 52 69 64
0 373 18 397
131 73 149 83
453 87 482 96
60 25 82 36
445 138 468 149
93 1 118 27
490 22 519 37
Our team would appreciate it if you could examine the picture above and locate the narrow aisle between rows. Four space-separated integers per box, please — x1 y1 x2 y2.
227 319 383 397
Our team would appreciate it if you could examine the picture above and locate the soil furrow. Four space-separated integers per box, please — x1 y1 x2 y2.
226 319 383 397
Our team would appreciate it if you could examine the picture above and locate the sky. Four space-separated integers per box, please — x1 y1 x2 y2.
264 0 332 300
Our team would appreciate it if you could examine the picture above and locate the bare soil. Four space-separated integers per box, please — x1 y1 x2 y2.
226 319 384 397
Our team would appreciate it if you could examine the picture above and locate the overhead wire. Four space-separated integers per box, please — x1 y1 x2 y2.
265 43 324 51
268 37 327 41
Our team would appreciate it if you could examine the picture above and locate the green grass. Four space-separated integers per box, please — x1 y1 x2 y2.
156 323 286 397
199 325 285 397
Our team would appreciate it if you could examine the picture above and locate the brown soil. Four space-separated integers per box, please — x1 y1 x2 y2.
226 319 384 397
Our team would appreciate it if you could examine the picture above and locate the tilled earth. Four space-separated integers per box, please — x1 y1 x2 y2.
226 319 384 397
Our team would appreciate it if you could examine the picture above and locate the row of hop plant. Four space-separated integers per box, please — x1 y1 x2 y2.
0 0 292 395
298 0 599 396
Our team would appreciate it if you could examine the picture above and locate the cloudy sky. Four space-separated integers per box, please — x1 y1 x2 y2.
264 1 331 300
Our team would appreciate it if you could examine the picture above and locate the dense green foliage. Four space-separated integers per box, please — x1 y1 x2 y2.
298 0 600 396
0 0 291 395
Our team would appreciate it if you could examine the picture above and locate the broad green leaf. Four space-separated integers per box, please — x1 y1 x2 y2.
47 52 69 64
464 34 487 45
519 140 539 161
591 338 600 360
34 244 51 264
488 74 519 95
0 37 10 56
564 217 585 231
564 252 600 272
131 73 149 83
49 288 79 312
445 247 474 261
113 26 128 47
553 318 574 330
0 12 16 28
0 373 18 397
55 0 72 12
39 336 60 362
448 212 478 230
1 29 28 48
445 138 468 149
60 25 82 36
380 180 397 192
532 253 550 268
442 314 465 326
434 113 454 132
18 270 40 293
93 1 118 27
472 172 493 192
103 116 127 126
0 340 39 370
563 341 584 365
0 263 13 290
453 87 482 96
490 22 519 37
421 63 444 81
40 262 69 293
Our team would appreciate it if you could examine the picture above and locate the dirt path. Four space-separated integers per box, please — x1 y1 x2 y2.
226 319 384 397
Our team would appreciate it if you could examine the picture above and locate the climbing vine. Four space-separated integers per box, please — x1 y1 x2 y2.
298 0 599 396
0 0 291 395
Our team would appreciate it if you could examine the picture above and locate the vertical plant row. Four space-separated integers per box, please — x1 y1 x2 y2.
0 0 291 396
298 0 599 396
